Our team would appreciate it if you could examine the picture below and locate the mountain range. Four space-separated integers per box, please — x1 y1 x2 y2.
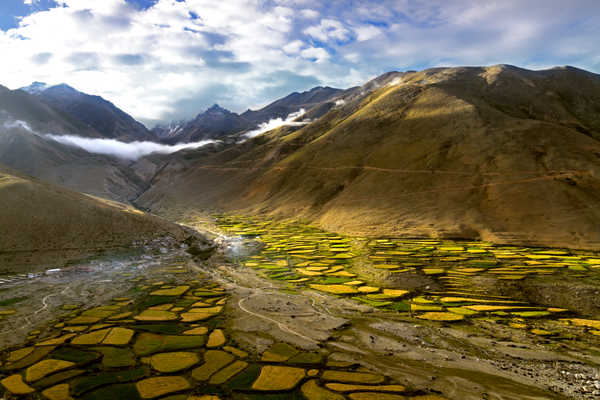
15 82 343 144
153 86 343 143
137 65 600 250
155 104 251 143
3 64 600 254
0 81 341 200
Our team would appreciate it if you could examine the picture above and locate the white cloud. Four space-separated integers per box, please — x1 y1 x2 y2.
300 46 329 63
243 108 308 139
2 117 215 159
304 18 351 42
387 76 403 86
3 119 34 132
344 52 360 63
1 0 599 125
45 134 216 160
300 9 319 19
283 40 304 54
354 25 381 41
0 0 361 123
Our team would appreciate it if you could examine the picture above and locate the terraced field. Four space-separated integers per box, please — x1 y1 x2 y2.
4 214 600 399
215 215 600 343
0 257 445 399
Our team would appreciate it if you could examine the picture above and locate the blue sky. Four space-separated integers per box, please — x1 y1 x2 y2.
1 0 599 126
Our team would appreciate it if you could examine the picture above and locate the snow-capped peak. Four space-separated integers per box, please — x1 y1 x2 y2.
20 81 49 95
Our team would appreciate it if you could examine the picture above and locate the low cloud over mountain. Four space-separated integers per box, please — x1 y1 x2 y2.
243 109 308 139
45 134 216 160
3 118 215 160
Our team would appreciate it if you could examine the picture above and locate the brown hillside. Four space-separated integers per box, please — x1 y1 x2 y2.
136 65 600 249
0 165 191 272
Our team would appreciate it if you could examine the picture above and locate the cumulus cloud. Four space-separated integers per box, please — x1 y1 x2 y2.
31 52 53 64
1 0 599 125
283 40 304 54
300 47 330 63
354 25 381 41
300 9 319 19
45 134 216 160
243 108 308 139
1 0 358 124
304 18 351 42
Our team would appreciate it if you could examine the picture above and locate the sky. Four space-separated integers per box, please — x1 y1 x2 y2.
1 0 599 127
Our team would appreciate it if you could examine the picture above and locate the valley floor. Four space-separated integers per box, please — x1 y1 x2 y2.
1 213 600 399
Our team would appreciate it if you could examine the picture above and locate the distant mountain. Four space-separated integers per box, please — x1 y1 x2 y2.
20 82 155 142
157 86 343 143
152 121 186 139
9 66 600 250
0 84 100 137
241 86 343 125
20 81 49 95
159 104 250 143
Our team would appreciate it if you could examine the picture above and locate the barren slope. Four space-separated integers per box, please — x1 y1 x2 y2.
137 65 600 249
0 165 191 271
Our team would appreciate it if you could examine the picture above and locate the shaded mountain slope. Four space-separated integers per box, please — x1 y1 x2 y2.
137 65 600 249
0 126 144 202
36 84 155 142
0 85 99 137
0 165 192 271
0 87 147 202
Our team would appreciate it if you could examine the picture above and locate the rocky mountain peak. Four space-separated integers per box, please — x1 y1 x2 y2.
19 81 50 95
206 104 230 114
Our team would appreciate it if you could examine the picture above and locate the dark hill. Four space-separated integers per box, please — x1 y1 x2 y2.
0 164 193 272
24 83 155 142
0 86 146 202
